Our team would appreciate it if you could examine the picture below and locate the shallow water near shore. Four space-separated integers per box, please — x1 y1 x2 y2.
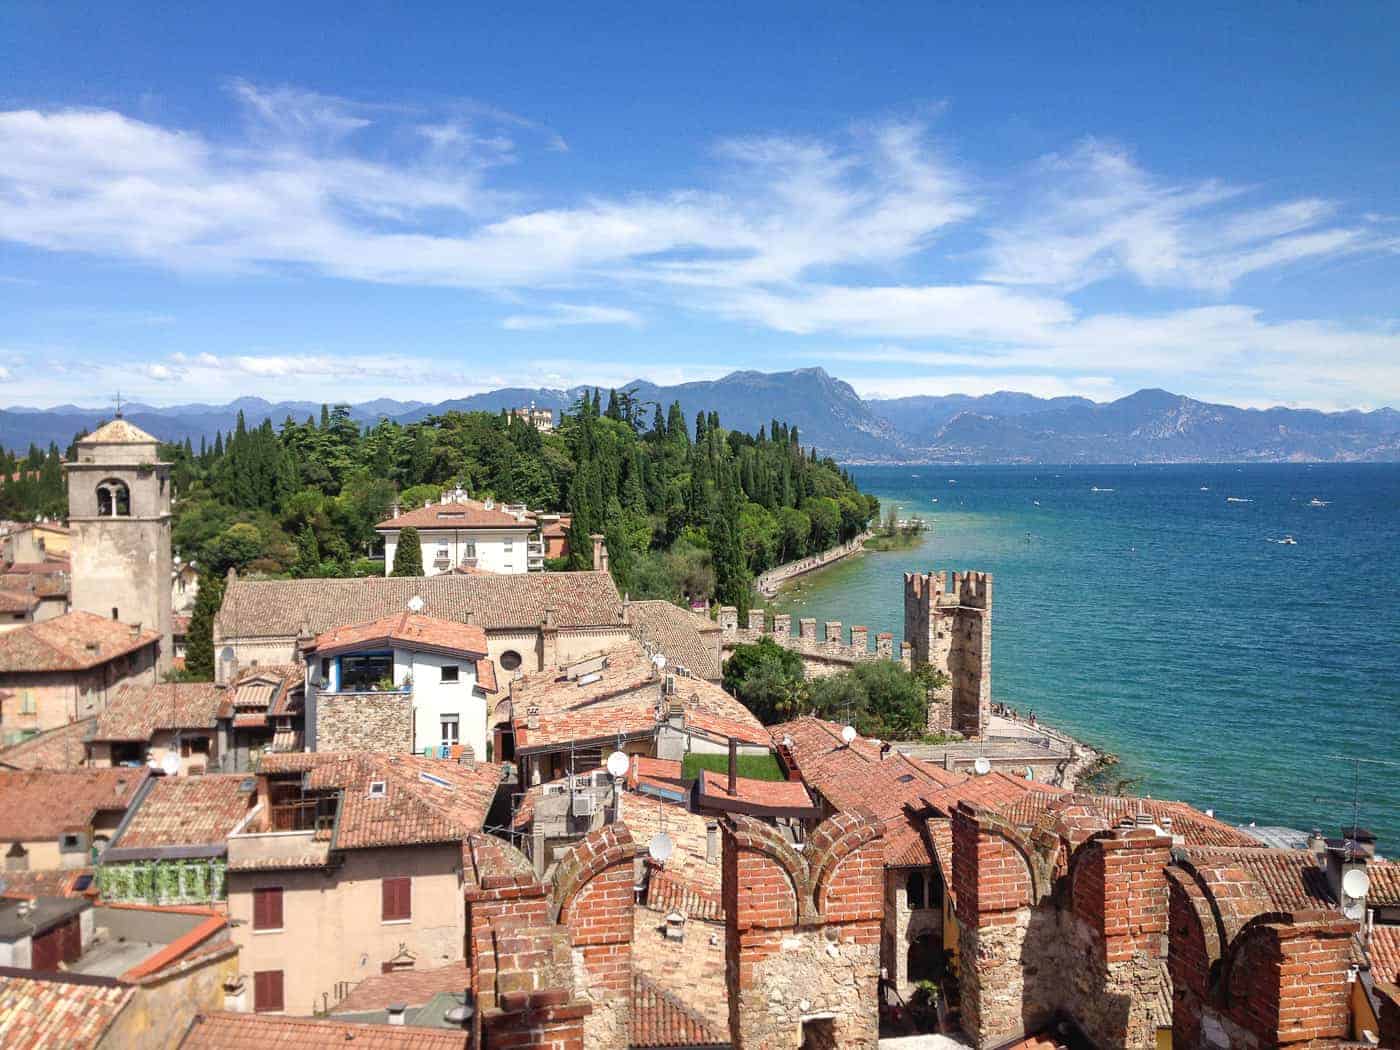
773 463 1400 849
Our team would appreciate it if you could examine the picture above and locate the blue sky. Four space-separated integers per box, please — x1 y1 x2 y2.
1 2 1398 410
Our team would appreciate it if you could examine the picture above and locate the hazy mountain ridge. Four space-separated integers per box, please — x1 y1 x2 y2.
5 371 1398 463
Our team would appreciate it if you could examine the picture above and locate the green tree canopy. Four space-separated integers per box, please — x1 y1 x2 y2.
808 660 931 741
722 637 809 725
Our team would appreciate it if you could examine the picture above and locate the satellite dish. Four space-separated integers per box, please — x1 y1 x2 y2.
606 750 630 779
160 753 181 776
781 735 793 749
1024 766 1035 781
649 832 674 864
407 595 425 614
1342 867 1370 899
652 653 667 670
840 725 858 745
973 756 992 775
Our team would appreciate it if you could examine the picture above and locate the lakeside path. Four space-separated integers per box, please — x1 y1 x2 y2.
754 530 873 598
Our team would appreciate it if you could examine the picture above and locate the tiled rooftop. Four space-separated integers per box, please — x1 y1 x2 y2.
1000 793 1264 849
0 588 39 614
1370 925 1400 983
695 769 816 813
310 611 488 659
628 599 721 680
180 1012 470 1049
376 499 533 531
0 969 134 1049
0 611 159 673
330 961 470 1014
112 774 255 851
256 753 502 851
1369 860 1400 908
0 718 93 770
216 571 623 637
80 418 160 445
512 642 766 752
1180 846 1335 912
0 570 68 599
631 972 729 1047
91 682 223 741
0 768 149 840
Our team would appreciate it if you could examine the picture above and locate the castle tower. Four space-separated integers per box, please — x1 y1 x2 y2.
64 418 173 671
904 569 992 737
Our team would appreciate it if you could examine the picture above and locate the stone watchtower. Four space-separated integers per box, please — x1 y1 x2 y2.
64 418 173 671
904 570 992 738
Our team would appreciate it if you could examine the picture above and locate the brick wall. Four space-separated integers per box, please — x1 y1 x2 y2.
316 692 412 752
723 810 884 1049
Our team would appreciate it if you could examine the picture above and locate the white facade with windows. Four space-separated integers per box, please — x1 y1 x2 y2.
376 495 545 575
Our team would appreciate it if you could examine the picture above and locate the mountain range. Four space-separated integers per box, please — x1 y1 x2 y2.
5 369 1398 464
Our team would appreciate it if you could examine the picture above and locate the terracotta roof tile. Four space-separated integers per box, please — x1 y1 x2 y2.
999 793 1263 849
630 972 729 1047
217 572 623 638
376 499 535 532
80 418 159 444
217 665 305 720
0 571 68 599
512 642 765 752
1179 846 1336 927
696 769 815 811
0 718 93 770
1369 861 1400 908
1370 925 1400 983
113 774 255 850
0 611 159 673
92 682 223 741
310 612 488 659
0 589 39 614
0 867 92 897
0 969 134 1048
256 753 502 851
628 599 721 680
0 768 148 841
330 961 470 1014
180 1011 470 1049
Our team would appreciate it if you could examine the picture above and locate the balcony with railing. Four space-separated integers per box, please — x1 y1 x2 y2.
227 790 338 871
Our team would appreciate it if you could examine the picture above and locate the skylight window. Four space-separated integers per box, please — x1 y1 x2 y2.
577 672 602 686
897 774 916 784
368 780 388 798
419 772 454 791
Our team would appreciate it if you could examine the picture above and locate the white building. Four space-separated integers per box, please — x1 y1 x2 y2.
376 490 543 575
303 610 499 762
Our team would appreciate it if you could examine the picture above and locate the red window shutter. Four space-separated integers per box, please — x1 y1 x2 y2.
382 876 410 921
253 887 283 930
255 970 284 1013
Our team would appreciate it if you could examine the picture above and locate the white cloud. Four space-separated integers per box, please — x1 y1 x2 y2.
981 140 1386 293
502 304 643 330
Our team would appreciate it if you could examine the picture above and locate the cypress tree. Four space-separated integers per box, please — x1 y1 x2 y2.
185 572 225 681
391 526 425 576
293 525 321 577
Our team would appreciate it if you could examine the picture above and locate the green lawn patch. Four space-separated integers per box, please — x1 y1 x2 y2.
682 752 785 782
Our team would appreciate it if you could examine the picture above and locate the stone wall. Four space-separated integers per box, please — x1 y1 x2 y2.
723 809 885 1049
315 692 412 752
905 570 992 738
753 532 871 597
719 610 900 681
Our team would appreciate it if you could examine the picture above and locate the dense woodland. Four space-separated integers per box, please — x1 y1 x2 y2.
1 391 877 615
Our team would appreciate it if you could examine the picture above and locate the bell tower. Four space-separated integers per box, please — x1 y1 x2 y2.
64 417 174 671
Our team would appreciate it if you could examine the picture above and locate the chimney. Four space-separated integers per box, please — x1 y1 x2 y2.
130 623 142 639
727 737 738 796
392 503 401 520
458 744 476 769
591 533 606 572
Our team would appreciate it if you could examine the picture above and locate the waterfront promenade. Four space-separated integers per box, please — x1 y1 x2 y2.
754 530 873 597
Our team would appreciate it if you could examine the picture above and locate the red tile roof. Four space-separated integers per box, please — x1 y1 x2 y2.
0 556 70 575
0 969 135 1048
999 793 1262 849
113 774 255 850
0 768 149 840
329 961 470 1014
310 611 488 659
81 418 160 445
696 769 816 812
631 972 728 1047
628 599 721 680
0 570 68 599
0 867 93 898
512 642 766 752
376 499 534 531
216 665 305 721
1180 846 1335 912
92 682 223 741
1369 860 1400 908
0 589 39 614
256 753 502 851
1370 925 1400 983
0 718 93 770
0 611 159 673
181 1011 470 1049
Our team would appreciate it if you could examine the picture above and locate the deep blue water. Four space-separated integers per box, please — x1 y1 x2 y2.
773 464 1400 849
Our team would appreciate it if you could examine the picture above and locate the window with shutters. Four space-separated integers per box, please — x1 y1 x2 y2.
382 876 411 922
252 886 283 931
254 969 284 1013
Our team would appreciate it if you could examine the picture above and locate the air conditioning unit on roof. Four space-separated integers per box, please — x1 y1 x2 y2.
572 792 597 818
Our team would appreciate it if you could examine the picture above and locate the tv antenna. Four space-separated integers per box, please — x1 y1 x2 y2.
1311 754 1398 840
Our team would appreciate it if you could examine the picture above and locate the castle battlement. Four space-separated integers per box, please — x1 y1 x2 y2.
904 569 993 610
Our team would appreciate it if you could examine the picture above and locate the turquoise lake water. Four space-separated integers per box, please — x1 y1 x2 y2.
772 464 1400 849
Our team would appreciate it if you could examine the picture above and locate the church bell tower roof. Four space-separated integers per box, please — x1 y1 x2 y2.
79 418 160 446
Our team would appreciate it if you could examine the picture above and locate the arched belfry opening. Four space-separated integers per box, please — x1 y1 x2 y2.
96 478 131 517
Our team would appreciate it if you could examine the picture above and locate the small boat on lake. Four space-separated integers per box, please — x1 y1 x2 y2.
1308 498 1330 507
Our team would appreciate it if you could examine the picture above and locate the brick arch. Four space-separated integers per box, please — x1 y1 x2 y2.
548 822 638 924
957 803 1045 906
806 808 884 917
1163 858 1237 969
724 813 810 924
465 832 545 899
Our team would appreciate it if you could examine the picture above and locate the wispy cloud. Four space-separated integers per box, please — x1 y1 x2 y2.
501 304 643 330
981 140 1386 293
